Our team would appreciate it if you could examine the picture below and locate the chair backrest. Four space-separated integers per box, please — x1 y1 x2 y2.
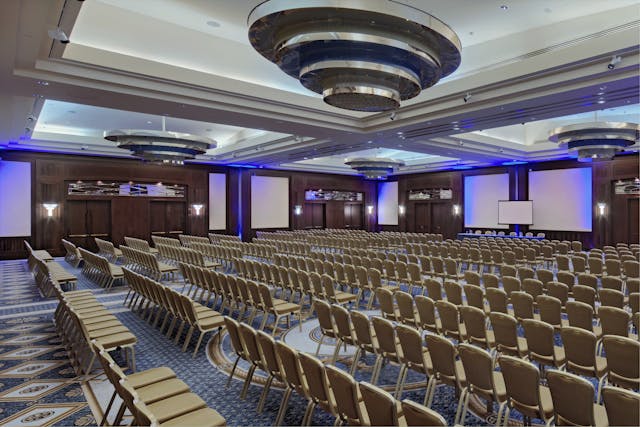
224 317 245 357
498 355 542 416
239 322 262 366
602 335 640 389
396 323 425 367
372 316 398 357
351 310 374 348
298 352 332 406
460 305 487 346
425 334 458 382
424 279 443 301
377 287 396 319
395 291 417 323
443 281 463 305
536 295 562 326
325 364 366 425
331 303 353 341
401 399 447 427
458 343 494 398
275 340 304 392
256 330 280 378
502 276 521 296
522 318 555 359
490 312 519 352
482 272 500 288
511 291 535 321
359 382 400 427
602 386 640 427
314 299 335 334
486 288 508 313
566 301 595 332
415 295 438 331
598 306 630 337
436 300 461 337
547 369 597 426
561 326 597 372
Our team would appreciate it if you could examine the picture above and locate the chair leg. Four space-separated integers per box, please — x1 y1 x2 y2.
331 338 342 365
315 335 324 356
100 391 117 426
192 331 206 358
226 355 240 388
302 401 317 426
395 365 408 398
274 388 292 426
182 326 195 352
240 365 256 400
371 355 383 385
349 347 362 376
257 375 274 413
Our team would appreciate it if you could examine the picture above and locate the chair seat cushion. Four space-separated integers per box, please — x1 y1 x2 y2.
160 407 226 427
146 392 207 423
94 332 137 348
127 367 176 388
136 378 191 404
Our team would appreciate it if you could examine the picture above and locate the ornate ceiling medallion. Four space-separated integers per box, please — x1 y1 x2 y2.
248 0 462 112
345 157 404 179
548 122 639 162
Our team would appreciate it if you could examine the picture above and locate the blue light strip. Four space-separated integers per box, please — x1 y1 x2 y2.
237 172 243 240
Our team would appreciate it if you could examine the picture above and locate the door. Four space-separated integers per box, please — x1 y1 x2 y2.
344 204 363 229
149 201 186 237
65 200 111 251
414 203 430 233
628 198 639 244
304 203 325 229
430 203 451 237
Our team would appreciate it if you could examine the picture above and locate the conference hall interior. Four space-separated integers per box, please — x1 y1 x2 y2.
0 1 639 426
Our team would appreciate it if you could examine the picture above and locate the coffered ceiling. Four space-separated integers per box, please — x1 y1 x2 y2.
0 0 638 175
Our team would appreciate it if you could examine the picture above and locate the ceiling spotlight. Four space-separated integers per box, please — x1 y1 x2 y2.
463 92 472 103
500 5 509 10
390 111 398 121
607 55 622 70
47 27 70 44
248 0 461 112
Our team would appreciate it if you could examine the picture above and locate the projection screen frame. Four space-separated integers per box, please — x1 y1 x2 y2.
497 200 534 225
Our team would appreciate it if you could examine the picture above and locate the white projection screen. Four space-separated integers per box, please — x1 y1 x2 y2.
498 201 533 225
464 174 510 229
529 168 592 232
0 161 31 237
251 175 289 229
378 181 399 225
208 173 226 230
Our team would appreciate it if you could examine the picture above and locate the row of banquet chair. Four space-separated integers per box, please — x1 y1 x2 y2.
314 298 639 425
31 251 78 296
223 315 448 427
62 238 84 268
120 245 177 281
95 237 123 262
156 243 219 269
122 268 225 357
179 263 304 336
124 236 159 255
95 341 226 426
78 247 124 289
52 282 137 374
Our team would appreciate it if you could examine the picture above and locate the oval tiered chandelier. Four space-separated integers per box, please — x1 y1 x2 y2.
248 0 462 112
548 122 639 162
345 157 404 179
105 116 216 163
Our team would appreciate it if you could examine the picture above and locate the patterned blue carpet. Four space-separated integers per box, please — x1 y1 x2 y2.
2 257 573 426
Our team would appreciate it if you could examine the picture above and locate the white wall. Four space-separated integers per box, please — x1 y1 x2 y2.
378 181 399 225
0 161 31 237
251 175 289 229
208 173 226 230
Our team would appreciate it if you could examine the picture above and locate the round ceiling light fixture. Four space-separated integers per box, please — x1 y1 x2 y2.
248 0 461 112
345 157 404 179
105 117 216 163
548 122 639 162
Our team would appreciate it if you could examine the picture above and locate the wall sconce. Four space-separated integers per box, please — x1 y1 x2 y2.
43 203 58 217
294 205 303 216
453 204 461 215
597 202 606 217
398 205 406 215
367 205 374 215
192 204 204 216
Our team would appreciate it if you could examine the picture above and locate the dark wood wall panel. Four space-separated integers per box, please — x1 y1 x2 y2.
0 151 636 258
0 152 228 258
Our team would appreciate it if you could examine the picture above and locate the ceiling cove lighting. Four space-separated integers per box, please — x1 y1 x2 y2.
345 157 404 180
105 117 216 163
548 122 639 162
248 0 462 112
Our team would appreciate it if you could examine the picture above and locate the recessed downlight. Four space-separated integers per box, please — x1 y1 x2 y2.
500 5 508 10
206 20 220 28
